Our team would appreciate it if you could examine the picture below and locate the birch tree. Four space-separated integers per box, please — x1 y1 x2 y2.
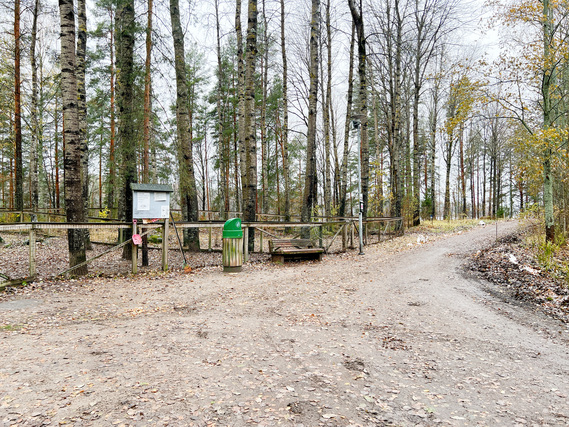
59 0 87 273
348 0 370 221
301 0 320 227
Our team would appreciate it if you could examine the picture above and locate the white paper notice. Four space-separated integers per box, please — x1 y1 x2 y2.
161 205 169 218
138 192 150 211
154 192 167 202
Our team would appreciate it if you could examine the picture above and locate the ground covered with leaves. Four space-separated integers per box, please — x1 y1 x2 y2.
469 226 569 324
2 220 569 426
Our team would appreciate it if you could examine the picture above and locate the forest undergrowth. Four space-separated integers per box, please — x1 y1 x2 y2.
469 220 569 324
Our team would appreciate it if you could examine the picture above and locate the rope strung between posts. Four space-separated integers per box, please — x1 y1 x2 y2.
56 228 155 277
170 212 188 267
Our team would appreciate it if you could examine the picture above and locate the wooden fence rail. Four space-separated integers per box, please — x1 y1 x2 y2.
0 217 402 285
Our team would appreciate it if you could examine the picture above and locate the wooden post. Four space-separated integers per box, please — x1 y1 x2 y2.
162 219 169 271
243 227 249 262
29 226 36 277
259 229 263 253
132 220 137 274
208 227 212 251
342 222 347 251
319 225 323 248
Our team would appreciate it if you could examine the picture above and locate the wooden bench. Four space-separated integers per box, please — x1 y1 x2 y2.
269 239 324 263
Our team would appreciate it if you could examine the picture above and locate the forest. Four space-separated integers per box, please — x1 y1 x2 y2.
1 0 568 272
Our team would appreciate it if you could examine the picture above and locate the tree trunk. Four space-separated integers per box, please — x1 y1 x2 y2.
30 0 40 222
55 96 61 210
459 123 466 216
143 0 153 184
370 77 383 217
339 23 355 218
106 7 116 212
393 1 404 220
482 146 486 217
77 0 92 249
348 0 369 222
236 0 246 216
14 0 23 215
322 0 332 218
141 0 153 266
542 0 555 242
170 0 200 250
429 86 438 219
280 0 291 221
116 0 137 258
243 0 258 251
261 0 269 216
444 155 451 219
59 0 87 274
331 94 340 211
215 0 229 220
301 0 320 232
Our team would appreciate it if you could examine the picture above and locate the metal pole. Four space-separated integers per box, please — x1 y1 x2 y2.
354 119 364 255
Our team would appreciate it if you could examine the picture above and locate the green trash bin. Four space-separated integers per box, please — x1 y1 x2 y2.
222 218 243 272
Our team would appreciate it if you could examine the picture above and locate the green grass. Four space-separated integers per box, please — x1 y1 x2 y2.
524 231 569 285
1 324 22 331
412 218 495 235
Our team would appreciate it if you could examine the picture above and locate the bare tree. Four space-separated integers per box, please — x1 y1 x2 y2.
410 0 457 225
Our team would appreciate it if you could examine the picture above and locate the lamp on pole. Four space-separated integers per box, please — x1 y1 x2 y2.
352 119 364 255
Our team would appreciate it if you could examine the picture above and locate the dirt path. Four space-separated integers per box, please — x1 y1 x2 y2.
1 221 569 426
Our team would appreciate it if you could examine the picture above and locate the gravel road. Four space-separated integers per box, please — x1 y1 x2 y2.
1 221 569 426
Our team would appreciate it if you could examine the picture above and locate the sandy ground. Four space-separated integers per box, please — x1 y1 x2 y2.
1 221 569 426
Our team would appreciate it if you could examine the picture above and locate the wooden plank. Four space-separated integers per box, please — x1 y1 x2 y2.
268 237 323 263
271 248 323 255
0 277 35 292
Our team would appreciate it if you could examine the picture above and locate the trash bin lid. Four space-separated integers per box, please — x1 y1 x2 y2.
223 218 243 238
